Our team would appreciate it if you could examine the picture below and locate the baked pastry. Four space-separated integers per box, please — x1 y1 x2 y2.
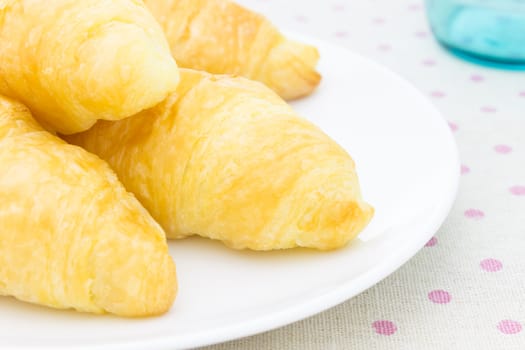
0 96 177 316
0 0 179 134
144 0 320 100
65 69 373 251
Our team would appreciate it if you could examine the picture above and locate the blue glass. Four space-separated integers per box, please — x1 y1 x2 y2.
425 0 525 68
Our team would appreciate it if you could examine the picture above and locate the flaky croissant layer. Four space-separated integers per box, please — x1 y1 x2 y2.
0 0 179 134
144 0 321 100
66 69 373 251
0 96 177 316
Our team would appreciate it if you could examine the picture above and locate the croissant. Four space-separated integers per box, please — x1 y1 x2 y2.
143 0 320 100
0 96 177 316
0 0 179 134
65 69 373 251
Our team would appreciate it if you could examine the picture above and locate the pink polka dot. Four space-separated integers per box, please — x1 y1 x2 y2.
428 290 451 304
494 144 513 154
481 106 497 113
480 258 503 272
430 91 446 98
448 122 458 132
425 237 438 247
377 44 391 52
470 74 485 82
334 31 349 38
498 320 522 334
464 209 484 220
415 30 429 38
408 3 423 11
332 4 345 12
294 15 308 23
519 91 525 97
461 164 470 175
510 186 525 196
422 59 437 66
372 320 397 336
372 17 386 24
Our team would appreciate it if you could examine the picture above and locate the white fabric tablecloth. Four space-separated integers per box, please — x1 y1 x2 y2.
202 0 525 348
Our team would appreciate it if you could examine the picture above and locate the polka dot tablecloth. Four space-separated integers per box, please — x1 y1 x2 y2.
203 0 525 349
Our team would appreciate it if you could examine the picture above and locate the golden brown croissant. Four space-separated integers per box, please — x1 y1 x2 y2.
143 0 320 100
0 0 179 134
65 69 373 251
0 96 176 316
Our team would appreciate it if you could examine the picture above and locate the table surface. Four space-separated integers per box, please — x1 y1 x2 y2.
201 0 525 349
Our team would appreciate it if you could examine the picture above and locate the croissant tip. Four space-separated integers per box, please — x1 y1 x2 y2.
88 220 177 317
94 254 177 317
290 191 374 251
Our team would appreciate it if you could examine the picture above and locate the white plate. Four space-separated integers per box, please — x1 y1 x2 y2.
0 38 459 350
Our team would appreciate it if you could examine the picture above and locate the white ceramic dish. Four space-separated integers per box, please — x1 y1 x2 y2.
0 38 459 350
